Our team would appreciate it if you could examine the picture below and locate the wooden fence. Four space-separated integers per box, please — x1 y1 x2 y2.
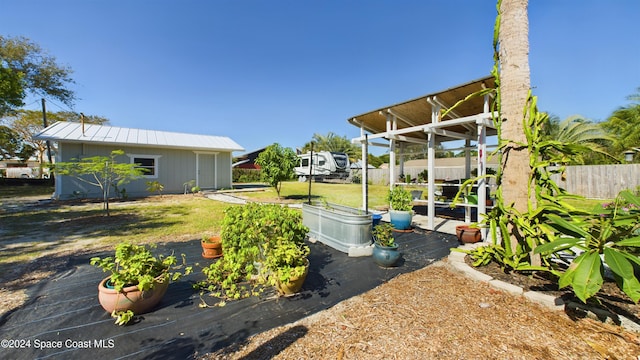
360 164 640 199
549 164 640 199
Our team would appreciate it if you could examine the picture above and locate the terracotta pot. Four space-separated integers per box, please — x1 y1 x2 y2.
455 225 482 244
275 259 309 295
97 275 169 315
202 235 223 259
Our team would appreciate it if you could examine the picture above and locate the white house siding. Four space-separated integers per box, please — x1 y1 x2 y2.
55 143 232 199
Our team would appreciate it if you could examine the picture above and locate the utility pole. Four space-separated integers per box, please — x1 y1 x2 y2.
307 142 314 204
41 98 53 167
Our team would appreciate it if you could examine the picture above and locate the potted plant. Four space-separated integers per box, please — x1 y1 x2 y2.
201 234 223 259
387 186 413 230
455 224 482 243
264 241 311 295
372 223 401 267
91 242 192 325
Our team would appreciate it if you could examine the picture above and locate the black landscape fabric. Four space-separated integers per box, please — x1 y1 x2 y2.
0 228 457 360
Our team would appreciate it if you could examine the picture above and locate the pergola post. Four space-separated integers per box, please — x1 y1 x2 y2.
478 93 491 240
361 127 368 212
399 142 405 182
464 138 472 223
427 131 435 230
387 112 396 188
477 120 487 237
427 101 440 230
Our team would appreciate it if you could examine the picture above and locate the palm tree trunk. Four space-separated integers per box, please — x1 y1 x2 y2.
498 0 537 263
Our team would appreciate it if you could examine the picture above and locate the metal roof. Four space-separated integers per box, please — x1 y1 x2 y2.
33 121 245 152
348 75 497 144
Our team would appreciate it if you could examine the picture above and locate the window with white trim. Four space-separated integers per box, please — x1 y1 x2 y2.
127 154 161 178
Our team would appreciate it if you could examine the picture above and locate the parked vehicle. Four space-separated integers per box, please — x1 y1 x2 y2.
6 167 34 179
294 151 349 181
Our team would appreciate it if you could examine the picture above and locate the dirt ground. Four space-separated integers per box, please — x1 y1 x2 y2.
2 194 640 359
202 262 640 360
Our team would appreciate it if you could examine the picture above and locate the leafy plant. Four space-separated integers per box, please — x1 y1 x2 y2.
255 143 298 199
386 186 413 211
417 169 428 183
112 310 134 326
91 242 192 325
372 223 396 247
202 234 221 243
90 242 192 292
196 203 310 304
535 189 640 303
263 241 310 285
146 180 164 197
183 179 200 194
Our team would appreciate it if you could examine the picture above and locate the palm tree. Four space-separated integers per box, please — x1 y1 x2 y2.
301 132 360 161
541 115 614 164
498 0 532 223
602 89 640 162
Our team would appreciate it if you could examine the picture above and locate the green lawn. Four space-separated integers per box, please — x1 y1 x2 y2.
237 181 390 208
237 181 612 210
0 193 229 265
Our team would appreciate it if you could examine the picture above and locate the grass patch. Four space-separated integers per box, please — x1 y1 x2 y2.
0 194 229 265
238 181 390 208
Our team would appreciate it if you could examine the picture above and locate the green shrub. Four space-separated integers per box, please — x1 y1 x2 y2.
387 186 413 211
196 203 309 303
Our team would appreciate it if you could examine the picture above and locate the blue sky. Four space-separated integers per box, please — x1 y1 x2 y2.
2 1 639 155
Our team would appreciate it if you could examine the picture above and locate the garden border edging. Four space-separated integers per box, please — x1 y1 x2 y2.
446 243 640 333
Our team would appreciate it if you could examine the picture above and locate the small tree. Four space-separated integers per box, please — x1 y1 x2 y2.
54 150 145 215
255 143 297 199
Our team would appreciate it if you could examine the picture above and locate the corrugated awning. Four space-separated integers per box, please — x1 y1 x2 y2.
348 75 497 144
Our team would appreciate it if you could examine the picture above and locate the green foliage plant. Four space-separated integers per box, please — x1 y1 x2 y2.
146 180 164 197
455 2 639 306
255 143 298 199
54 150 145 215
452 3 582 274
372 223 396 247
535 189 640 303
417 169 428 183
263 237 310 286
90 242 192 292
90 242 192 325
387 186 413 211
196 203 309 305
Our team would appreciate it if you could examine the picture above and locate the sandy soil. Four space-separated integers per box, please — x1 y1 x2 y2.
203 263 640 359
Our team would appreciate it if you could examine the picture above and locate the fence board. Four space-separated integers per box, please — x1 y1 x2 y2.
363 164 640 199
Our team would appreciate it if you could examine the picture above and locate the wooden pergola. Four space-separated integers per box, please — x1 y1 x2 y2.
348 76 497 236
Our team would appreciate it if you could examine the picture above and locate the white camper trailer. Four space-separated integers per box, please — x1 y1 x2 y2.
294 151 349 181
